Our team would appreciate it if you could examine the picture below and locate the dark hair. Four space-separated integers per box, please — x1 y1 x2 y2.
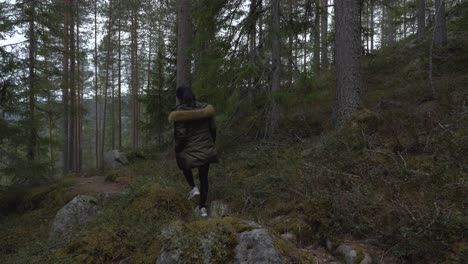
176 86 196 106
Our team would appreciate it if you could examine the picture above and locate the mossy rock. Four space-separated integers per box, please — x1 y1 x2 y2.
158 217 253 263
269 215 314 246
274 238 316 264
127 184 192 222
104 169 121 183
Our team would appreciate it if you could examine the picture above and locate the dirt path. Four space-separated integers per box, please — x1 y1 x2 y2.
67 176 127 197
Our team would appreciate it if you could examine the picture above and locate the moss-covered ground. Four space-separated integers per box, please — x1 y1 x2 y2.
1 4 467 264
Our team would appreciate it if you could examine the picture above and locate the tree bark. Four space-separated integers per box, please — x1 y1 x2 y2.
434 0 447 47
333 0 361 126
176 0 193 96
269 0 281 135
131 1 139 149
417 0 426 39
69 0 76 172
63 0 70 173
320 0 328 70
313 1 321 74
101 0 113 168
118 15 122 149
27 0 36 161
94 0 99 168
370 0 374 51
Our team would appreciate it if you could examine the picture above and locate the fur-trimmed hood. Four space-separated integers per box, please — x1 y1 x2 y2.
168 104 215 123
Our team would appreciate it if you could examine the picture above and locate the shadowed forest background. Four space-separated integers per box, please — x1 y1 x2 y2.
0 0 467 263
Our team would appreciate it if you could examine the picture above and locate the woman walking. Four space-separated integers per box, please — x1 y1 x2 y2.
168 86 218 217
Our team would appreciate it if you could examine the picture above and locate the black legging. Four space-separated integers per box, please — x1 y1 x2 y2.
183 163 210 209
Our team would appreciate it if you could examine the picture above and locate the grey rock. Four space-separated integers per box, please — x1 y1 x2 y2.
280 232 297 244
156 249 182 264
335 243 372 264
49 195 99 242
234 228 282 264
301 148 314 157
209 200 229 218
104 150 129 169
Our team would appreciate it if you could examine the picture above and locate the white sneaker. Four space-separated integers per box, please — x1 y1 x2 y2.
188 186 200 200
199 207 208 217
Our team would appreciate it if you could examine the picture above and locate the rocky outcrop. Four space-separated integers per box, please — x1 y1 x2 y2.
49 195 99 242
234 228 282 264
156 220 282 264
335 243 372 264
104 150 129 169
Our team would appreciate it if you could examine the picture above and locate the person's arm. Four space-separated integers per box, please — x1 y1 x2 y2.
209 117 217 143
174 121 188 153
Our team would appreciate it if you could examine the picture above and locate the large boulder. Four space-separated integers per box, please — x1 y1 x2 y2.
49 195 99 242
234 228 282 264
335 243 372 264
156 219 282 264
104 150 129 169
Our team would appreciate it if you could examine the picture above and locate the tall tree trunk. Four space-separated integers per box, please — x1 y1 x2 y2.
269 0 281 136
101 0 113 168
76 3 81 173
69 0 76 173
63 0 70 173
118 16 122 149
176 0 193 96
313 1 320 74
27 0 36 161
370 0 374 51
434 0 447 47
403 0 407 39
131 2 139 149
303 2 308 73
249 0 258 93
320 0 328 70
333 0 361 126
111 61 115 150
417 0 426 39
94 0 99 168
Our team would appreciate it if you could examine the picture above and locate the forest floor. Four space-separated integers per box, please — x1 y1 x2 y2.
67 175 128 197
0 4 467 263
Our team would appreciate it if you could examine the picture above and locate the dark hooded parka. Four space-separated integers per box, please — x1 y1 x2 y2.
168 102 218 170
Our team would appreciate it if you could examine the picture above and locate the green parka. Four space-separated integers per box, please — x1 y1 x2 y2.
168 102 218 170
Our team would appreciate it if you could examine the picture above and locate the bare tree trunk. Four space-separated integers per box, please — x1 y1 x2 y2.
76 3 82 173
333 0 361 126
118 16 122 149
111 60 115 150
101 0 113 168
403 0 407 39
417 0 426 39
131 2 139 149
313 1 321 74
27 0 36 161
321 0 328 70
370 0 374 51
434 0 447 47
63 0 70 173
269 0 281 136
303 2 308 74
94 0 99 169
249 0 258 93
176 0 193 101
69 0 76 173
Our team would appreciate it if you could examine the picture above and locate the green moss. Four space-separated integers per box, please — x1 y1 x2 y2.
104 169 121 182
127 184 192 223
274 238 316 264
354 248 365 264
160 217 252 263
